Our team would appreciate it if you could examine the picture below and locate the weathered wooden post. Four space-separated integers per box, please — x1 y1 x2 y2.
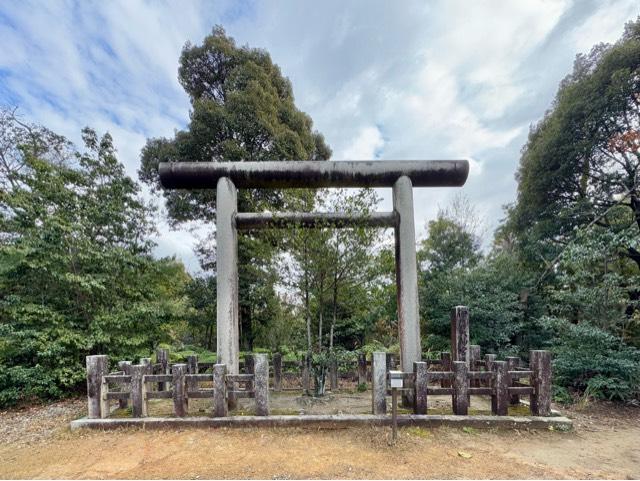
372 352 387 414
172 363 187 417
272 353 282 391
440 352 451 388
254 353 269 416
129 364 147 418
329 357 338 391
301 352 311 395
357 352 367 386
86 355 109 419
530 350 552 416
244 353 255 375
413 361 428 415
485 353 497 411
156 348 169 391
186 355 199 395
506 356 521 405
117 361 132 409
469 345 481 387
386 352 396 370
452 361 469 415
493 361 509 416
212 364 228 417
451 306 469 365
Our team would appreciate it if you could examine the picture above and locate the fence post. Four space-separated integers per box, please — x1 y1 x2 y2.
245 353 255 375
186 355 199 396
357 352 367 386
254 353 269 416
329 356 338 391
372 352 387 414
530 350 552 416
272 353 282 391
450 306 470 365
469 345 481 387
213 364 228 417
86 355 109 419
301 352 311 395
493 361 509 416
452 361 468 415
156 348 169 391
506 356 520 405
117 361 132 410
130 364 147 418
413 361 428 415
172 363 187 417
440 352 451 388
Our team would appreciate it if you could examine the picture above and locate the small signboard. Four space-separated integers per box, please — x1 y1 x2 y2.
389 370 403 389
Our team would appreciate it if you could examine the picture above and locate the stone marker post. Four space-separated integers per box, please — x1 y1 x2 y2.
372 352 387 415
272 353 282 391
156 348 169 391
117 360 132 409
452 361 468 415
485 354 497 411
212 364 228 417
172 363 187 417
413 361 428 415
493 361 509 416
530 350 552 416
450 306 469 365
129 364 147 418
254 354 269 416
357 352 367 386
86 355 109 419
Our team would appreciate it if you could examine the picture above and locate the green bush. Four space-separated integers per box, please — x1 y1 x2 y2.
542 317 640 401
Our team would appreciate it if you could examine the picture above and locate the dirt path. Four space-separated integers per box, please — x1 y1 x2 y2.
1 399 638 479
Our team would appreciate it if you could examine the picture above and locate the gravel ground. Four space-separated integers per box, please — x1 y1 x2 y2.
0 397 85 447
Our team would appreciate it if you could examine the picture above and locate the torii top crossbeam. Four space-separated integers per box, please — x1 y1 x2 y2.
159 160 469 189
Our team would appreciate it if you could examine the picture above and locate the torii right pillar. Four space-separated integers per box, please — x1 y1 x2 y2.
393 175 421 406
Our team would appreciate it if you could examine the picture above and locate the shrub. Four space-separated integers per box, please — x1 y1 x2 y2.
542 317 640 401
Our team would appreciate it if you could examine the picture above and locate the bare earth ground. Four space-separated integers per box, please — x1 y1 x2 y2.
1 394 639 479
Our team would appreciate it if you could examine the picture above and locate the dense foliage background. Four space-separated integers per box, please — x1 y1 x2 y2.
1 23 639 406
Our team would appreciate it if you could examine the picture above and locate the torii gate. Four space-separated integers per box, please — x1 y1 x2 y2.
159 160 469 383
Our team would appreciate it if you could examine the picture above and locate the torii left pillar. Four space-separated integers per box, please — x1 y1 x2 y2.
393 176 421 406
216 177 239 379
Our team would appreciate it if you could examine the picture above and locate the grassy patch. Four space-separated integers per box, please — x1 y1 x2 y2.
404 426 431 438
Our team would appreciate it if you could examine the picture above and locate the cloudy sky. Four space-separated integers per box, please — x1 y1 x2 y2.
1 0 638 273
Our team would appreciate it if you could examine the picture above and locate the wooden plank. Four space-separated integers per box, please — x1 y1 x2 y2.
508 386 534 395
468 387 493 395
187 390 215 399
106 392 130 400
186 374 213 382
427 371 452 381
146 391 173 399
428 387 453 395
144 374 172 383
226 374 254 382
103 375 131 384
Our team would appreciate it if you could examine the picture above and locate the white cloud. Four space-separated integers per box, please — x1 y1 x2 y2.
1 0 638 270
